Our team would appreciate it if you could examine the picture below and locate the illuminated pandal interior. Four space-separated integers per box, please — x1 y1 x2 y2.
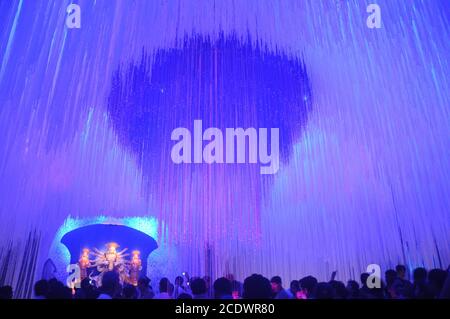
0 1 449 298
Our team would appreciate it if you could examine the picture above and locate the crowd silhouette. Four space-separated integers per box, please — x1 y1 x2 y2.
0 264 449 299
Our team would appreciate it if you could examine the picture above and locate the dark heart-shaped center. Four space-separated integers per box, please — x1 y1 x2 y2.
107 33 312 187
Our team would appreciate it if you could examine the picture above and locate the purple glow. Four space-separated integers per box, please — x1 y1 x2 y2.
0 0 449 296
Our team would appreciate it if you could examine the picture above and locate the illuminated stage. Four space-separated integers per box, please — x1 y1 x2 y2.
60 223 157 286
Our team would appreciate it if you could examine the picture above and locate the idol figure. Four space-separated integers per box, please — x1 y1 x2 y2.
92 242 129 286
128 250 142 286
78 248 92 281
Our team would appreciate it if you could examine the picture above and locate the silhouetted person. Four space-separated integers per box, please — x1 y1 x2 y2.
97 271 120 299
412 267 427 299
122 284 138 299
392 265 412 298
190 278 208 299
330 280 347 299
358 272 385 299
439 268 450 299
226 274 243 298
428 268 447 298
413 267 427 283
34 279 48 299
396 265 407 280
75 278 98 299
213 277 233 299
154 277 171 299
315 282 334 299
174 276 188 299
138 276 154 299
290 280 299 297
0 285 13 299
359 273 374 299
370 280 386 299
243 274 272 299
346 280 360 299
46 278 72 299
299 276 317 299
270 276 292 299
385 269 397 298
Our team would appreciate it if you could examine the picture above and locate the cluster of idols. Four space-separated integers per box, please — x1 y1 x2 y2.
78 242 142 286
